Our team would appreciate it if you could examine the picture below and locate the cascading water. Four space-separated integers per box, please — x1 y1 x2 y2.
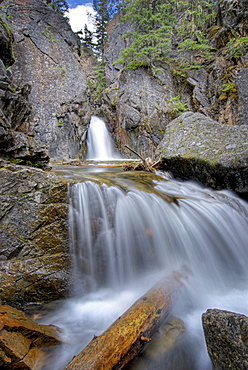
40 165 248 370
85 116 121 160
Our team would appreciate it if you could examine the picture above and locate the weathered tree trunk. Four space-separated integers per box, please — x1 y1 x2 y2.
65 272 183 370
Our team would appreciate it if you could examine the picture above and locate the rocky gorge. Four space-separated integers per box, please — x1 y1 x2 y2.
0 0 248 369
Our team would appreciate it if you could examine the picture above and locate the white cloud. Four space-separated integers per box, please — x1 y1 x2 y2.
66 4 96 33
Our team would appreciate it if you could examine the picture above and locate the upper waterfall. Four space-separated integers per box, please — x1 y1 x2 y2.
85 116 121 160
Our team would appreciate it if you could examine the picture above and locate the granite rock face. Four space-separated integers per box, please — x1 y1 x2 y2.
113 66 175 158
0 161 72 307
0 10 49 166
156 112 248 198
103 0 248 161
104 16 186 158
0 0 91 160
202 309 248 369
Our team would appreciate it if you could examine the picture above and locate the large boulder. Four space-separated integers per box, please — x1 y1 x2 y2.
0 161 72 307
156 111 248 198
202 309 248 369
0 0 91 160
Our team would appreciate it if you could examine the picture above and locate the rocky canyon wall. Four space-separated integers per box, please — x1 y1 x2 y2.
103 0 248 159
0 0 91 161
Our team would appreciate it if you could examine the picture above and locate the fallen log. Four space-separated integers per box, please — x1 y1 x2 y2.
124 145 163 173
65 272 183 370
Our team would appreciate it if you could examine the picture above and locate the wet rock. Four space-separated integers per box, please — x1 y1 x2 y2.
0 303 62 369
156 111 248 199
0 162 72 307
131 317 187 370
0 131 49 165
202 309 248 369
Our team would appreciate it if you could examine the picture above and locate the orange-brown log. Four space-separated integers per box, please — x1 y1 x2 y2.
65 272 183 370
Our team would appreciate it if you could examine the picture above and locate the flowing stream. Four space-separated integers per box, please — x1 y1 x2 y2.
40 118 248 369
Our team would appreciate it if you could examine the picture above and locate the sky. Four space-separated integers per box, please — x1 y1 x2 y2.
66 1 95 33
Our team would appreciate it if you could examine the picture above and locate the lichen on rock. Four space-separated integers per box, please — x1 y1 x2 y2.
156 111 248 198
0 161 72 308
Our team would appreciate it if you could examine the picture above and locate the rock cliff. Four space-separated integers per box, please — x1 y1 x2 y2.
103 0 248 143
0 0 91 160
102 0 248 196
0 12 49 166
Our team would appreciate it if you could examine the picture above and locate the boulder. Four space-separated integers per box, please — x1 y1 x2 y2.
202 309 248 369
156 111 248 199
0 161 72 307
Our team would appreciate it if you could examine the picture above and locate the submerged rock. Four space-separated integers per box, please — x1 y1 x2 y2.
202 309 248 369
156 111 248 198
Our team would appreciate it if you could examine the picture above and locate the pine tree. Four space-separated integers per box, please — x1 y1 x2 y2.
115 0 177 68
115 0 216 70
175 0 215 66
81 24 95 54
93 0 110 59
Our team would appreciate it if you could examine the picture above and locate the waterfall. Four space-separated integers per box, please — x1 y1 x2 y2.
85 116 121 160
40 168 248 370
70 179 248 296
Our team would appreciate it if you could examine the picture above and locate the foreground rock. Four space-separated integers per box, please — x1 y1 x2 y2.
0 161 72 307
202 309 248 369
156 112 248 199
0 303 62 369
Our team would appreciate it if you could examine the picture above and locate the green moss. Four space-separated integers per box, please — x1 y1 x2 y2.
41 28 59 44
0 17 15 67
57 118 64 128
50 63 66 77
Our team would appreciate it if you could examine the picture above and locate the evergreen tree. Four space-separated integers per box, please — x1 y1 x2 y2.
115 0 216 69
115 0 176 68
77 25 95 55
93 0 110 59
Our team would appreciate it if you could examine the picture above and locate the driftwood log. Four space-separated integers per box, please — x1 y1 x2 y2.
65 272 183 370
124 145 161 173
